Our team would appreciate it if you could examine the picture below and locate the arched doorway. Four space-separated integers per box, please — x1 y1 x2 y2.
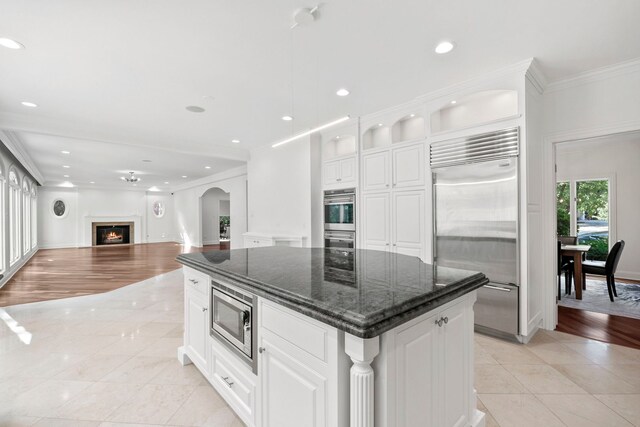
200 187 231 249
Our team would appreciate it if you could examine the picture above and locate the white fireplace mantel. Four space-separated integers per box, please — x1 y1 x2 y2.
82 215 143 247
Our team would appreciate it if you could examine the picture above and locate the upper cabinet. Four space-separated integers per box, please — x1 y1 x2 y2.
323 134 357 160
320 122 359 189
430 89 519 134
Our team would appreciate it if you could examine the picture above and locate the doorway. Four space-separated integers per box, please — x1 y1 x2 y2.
201 187 231 249
553 133 639 344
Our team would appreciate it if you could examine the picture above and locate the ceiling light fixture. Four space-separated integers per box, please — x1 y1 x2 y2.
121 171 141 183
451 100 457 104
186 105 205 113
182 175 187 178
0 37 24 50
205 166 211 169
63 165 70 169
291 5 319 29
336 88 350 97
63 175 69 178
282 115 293 121
435 41 455 54
164 181 169 184
21 101 37 108
61 150 70 154
272 115 350 148
232 139 240 144
90 181 95 184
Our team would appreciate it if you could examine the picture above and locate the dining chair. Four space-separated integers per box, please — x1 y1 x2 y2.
557 240 574 300
582 240 625 302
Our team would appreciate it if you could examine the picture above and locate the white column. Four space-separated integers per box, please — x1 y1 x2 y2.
345 333 380 427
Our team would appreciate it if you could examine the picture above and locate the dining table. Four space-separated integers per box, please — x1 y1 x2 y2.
561 244 591 300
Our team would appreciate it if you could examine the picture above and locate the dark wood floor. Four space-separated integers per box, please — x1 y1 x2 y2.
0 242 228 307
557 306 640 350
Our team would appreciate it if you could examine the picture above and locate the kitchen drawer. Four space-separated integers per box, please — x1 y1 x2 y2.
260 300 328 362
210 342 256 424
183 267 209 295
243 236 274 248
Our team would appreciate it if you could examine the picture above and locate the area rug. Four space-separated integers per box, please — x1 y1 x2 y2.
559 277 640 319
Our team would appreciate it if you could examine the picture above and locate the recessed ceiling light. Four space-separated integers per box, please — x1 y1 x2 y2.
205 166 211 169
0 37 24 50
63 165 70 168
21 101 37 108
142 159 152 162
451 100 457 104
232 139 240 144
61 150 70 154
63 175 70 178
186 105 205 113
410 114 415 118
282 115 293 121
336 88 350 97
377 123 383 127
90 181 95 184
164 181 169 184
435 41 455 54
182 175 187 178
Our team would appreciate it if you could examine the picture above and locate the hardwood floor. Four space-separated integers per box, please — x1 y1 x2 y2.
557 306 640 350
0 242 228 307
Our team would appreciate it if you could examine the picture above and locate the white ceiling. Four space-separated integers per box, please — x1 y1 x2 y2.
1 0 639 187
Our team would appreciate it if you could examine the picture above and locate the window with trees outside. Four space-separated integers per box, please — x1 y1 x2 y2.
23 179 30 256
9 170 21 266
557 179 610 261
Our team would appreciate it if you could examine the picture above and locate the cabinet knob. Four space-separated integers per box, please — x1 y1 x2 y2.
385 184 389 187
392 243 397 246
337 178 342 182
385 243 389 246
435 318 443 327
202 307 208 312
189 278 198 284
258 347 266 354
443 316 448 324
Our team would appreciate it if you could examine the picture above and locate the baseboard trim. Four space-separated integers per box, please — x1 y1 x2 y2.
0 248 39 289
617 270 640 282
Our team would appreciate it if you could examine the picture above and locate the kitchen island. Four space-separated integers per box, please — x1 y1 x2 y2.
177 247 488 427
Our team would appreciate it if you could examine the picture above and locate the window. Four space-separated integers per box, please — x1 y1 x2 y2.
8 170 21 266
31 186 37 249
22 180 30 256
0 167 5 274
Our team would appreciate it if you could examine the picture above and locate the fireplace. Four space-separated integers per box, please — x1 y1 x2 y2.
92 222 134 246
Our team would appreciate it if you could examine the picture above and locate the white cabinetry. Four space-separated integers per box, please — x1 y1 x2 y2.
361 190 424 258
362 144 424 193
378 296 477 427
258 299 347 427
183 267 210 375
323 156 357 187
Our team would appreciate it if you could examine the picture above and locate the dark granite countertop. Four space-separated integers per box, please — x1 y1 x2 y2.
177 247 488 338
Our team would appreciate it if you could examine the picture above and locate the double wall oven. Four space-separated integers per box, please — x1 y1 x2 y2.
324 188 356 251
210 279 257 373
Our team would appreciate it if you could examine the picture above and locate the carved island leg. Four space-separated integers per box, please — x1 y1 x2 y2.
345 333 380 427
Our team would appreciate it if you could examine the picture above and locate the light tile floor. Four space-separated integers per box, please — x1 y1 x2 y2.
2 270 640 426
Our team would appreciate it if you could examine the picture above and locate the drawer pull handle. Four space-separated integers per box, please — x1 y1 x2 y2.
189 279 199 284
202 307 208 312
258 347 266 354
435 317 448 327
222 376 234 387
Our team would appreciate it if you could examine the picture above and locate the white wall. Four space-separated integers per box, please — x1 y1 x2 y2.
556 135 640 280
247 136 322 246
38 188 178 248
201 188 229 245
173 166 247 249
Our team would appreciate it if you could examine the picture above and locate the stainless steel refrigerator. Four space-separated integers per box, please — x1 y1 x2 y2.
431 127 520 337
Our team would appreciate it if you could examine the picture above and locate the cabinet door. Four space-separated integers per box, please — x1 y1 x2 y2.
392 144 425 189
323 160 341 186
439 303 470 427
261 330 327 427
339 157 357 185
361 192 390 252
185 289 209 373
395 314 439 427
362 151 390 192
392 191 424 258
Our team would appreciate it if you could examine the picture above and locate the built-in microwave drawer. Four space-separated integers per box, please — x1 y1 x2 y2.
183 267 209 295
210 342 256 424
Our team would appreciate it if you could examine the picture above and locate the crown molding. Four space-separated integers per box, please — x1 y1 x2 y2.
546 57 640 93
0 129 45 184
525 58 548 94
171 165 247 193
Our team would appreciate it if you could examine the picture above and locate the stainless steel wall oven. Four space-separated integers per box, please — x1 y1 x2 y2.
324 188 356 232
